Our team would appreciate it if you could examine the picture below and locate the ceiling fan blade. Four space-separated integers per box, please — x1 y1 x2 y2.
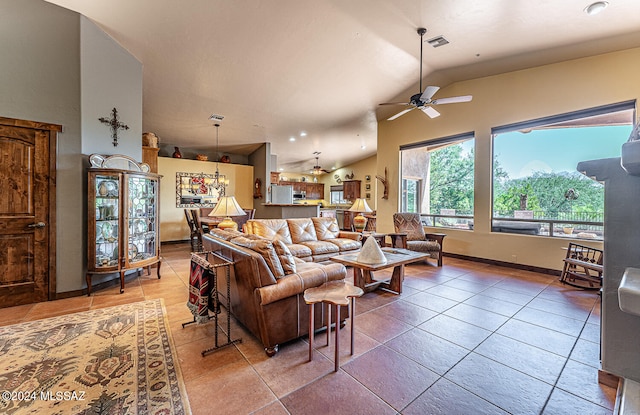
420 86 440 102
379 102 411 106
421 106 440 118
387 107 415 121
431 95 473 105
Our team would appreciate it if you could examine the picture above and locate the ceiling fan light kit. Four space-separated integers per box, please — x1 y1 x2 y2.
381 27 472 121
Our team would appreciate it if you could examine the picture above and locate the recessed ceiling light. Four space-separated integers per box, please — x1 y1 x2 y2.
300 131 307 137
279 168 284 171
584 1 608 15
361 145 366 150
289 137 296 142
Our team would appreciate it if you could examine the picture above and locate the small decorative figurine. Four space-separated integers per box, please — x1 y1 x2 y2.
172 147 182 158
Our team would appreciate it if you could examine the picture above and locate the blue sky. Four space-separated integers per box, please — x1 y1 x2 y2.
493 125 632 179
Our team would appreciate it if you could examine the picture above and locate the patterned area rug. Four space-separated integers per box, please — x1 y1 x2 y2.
0 299 190 415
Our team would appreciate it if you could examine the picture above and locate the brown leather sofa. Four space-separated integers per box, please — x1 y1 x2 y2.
245 217 362 262
203 231 349 357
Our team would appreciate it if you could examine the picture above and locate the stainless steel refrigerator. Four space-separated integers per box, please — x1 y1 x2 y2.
270 184 293 204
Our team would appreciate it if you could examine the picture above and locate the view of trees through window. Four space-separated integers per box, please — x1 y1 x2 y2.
400 134 474 229
491 104 634 239
399 102 634 237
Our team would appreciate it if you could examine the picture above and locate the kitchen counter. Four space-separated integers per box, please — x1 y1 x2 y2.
260 203 320 219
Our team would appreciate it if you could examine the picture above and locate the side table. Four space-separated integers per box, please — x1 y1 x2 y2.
304 281 364 372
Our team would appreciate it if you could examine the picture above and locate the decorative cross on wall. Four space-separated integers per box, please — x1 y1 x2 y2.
99 108 129 147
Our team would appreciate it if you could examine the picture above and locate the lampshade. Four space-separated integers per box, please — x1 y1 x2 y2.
209 196 245 217
348 198 372 233
209 196 245 231
348 198 372 213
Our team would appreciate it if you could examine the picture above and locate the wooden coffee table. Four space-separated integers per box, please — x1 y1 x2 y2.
330 247 429 294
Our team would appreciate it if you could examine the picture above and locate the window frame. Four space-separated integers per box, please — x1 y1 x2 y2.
490 100 636 239
399 131 475 230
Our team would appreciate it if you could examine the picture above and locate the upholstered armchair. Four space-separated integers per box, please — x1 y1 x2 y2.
392 212 446 266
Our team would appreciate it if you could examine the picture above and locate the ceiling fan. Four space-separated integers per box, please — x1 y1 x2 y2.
310 152 330 175
380 28 472 121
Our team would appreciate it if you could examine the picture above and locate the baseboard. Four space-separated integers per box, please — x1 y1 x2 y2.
54 266 157 300
443 252 561 276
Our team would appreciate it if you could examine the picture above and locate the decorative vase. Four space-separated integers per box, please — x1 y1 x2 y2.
172 147 182 158
353 214 367 232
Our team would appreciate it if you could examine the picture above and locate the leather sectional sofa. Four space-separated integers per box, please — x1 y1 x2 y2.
203 230 350 356
244 217 362 262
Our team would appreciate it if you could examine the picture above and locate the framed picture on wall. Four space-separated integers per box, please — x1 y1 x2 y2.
365 193 371 199
365 175 371 181
365 184 371 190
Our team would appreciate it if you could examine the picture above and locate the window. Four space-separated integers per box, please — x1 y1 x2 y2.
492 101 635 239
401 178 421 213
400 132 475 229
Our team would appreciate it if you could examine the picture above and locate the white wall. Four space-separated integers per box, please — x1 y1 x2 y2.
80 16 143 159
377 48 640 271
0 0 144 293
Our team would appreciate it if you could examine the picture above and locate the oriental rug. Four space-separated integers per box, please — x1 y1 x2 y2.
0 299 191 415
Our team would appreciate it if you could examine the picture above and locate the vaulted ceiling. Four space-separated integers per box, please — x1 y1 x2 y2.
46 0 640 173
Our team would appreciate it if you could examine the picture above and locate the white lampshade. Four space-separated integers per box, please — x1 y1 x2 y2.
209 196 245 217
348 198 372 213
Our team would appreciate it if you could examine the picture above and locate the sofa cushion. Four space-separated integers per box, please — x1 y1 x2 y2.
273 240 297 275
249 219 293 244
312 217 340 240
406 240 441 259
287 243 313 259
231 236 285 278
299 240 339 256
326 238 361 252
287 218 318 243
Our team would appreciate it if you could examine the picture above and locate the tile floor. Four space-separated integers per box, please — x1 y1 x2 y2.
1 243 615 414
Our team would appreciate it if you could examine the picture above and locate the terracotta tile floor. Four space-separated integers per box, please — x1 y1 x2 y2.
1 242 615 414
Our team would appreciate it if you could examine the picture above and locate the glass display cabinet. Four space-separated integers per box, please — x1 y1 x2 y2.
87 154 161 295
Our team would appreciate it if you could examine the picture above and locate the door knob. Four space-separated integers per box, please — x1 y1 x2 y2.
28 222 46 228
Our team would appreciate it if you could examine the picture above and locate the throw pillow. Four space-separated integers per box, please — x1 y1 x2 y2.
273 240 296 275
230 236 285 278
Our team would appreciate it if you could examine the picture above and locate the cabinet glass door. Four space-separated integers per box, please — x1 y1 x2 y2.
94 173 120 269
126 174 158 265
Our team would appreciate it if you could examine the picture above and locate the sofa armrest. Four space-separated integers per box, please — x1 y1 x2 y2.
425 233 446 245
388 232 407 249
256 263 346 306
337 231 363 241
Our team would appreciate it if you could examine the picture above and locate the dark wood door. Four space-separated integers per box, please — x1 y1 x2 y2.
0 117 59 307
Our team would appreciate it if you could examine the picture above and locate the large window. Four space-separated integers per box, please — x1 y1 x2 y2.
400 132 475 229
492 101 635 240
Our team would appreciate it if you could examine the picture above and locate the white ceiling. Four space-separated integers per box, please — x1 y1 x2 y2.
46 0 640 173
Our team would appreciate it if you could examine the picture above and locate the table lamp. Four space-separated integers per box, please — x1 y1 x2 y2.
348 198 372 232
209 196 245 231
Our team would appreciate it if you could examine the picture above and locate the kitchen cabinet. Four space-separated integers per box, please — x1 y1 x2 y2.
342 180 361 202
270 171 280 184
305 183 324 199
280 181 308 194
87 154 161 295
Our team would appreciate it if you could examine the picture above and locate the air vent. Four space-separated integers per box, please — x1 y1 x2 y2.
427 36 449 48
208 114 225 121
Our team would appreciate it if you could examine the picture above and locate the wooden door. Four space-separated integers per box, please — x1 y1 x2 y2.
0 117 59 307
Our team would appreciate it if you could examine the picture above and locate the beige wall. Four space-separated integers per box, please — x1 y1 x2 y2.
159 157 254 241
320 155 378 206
377 47 640 271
